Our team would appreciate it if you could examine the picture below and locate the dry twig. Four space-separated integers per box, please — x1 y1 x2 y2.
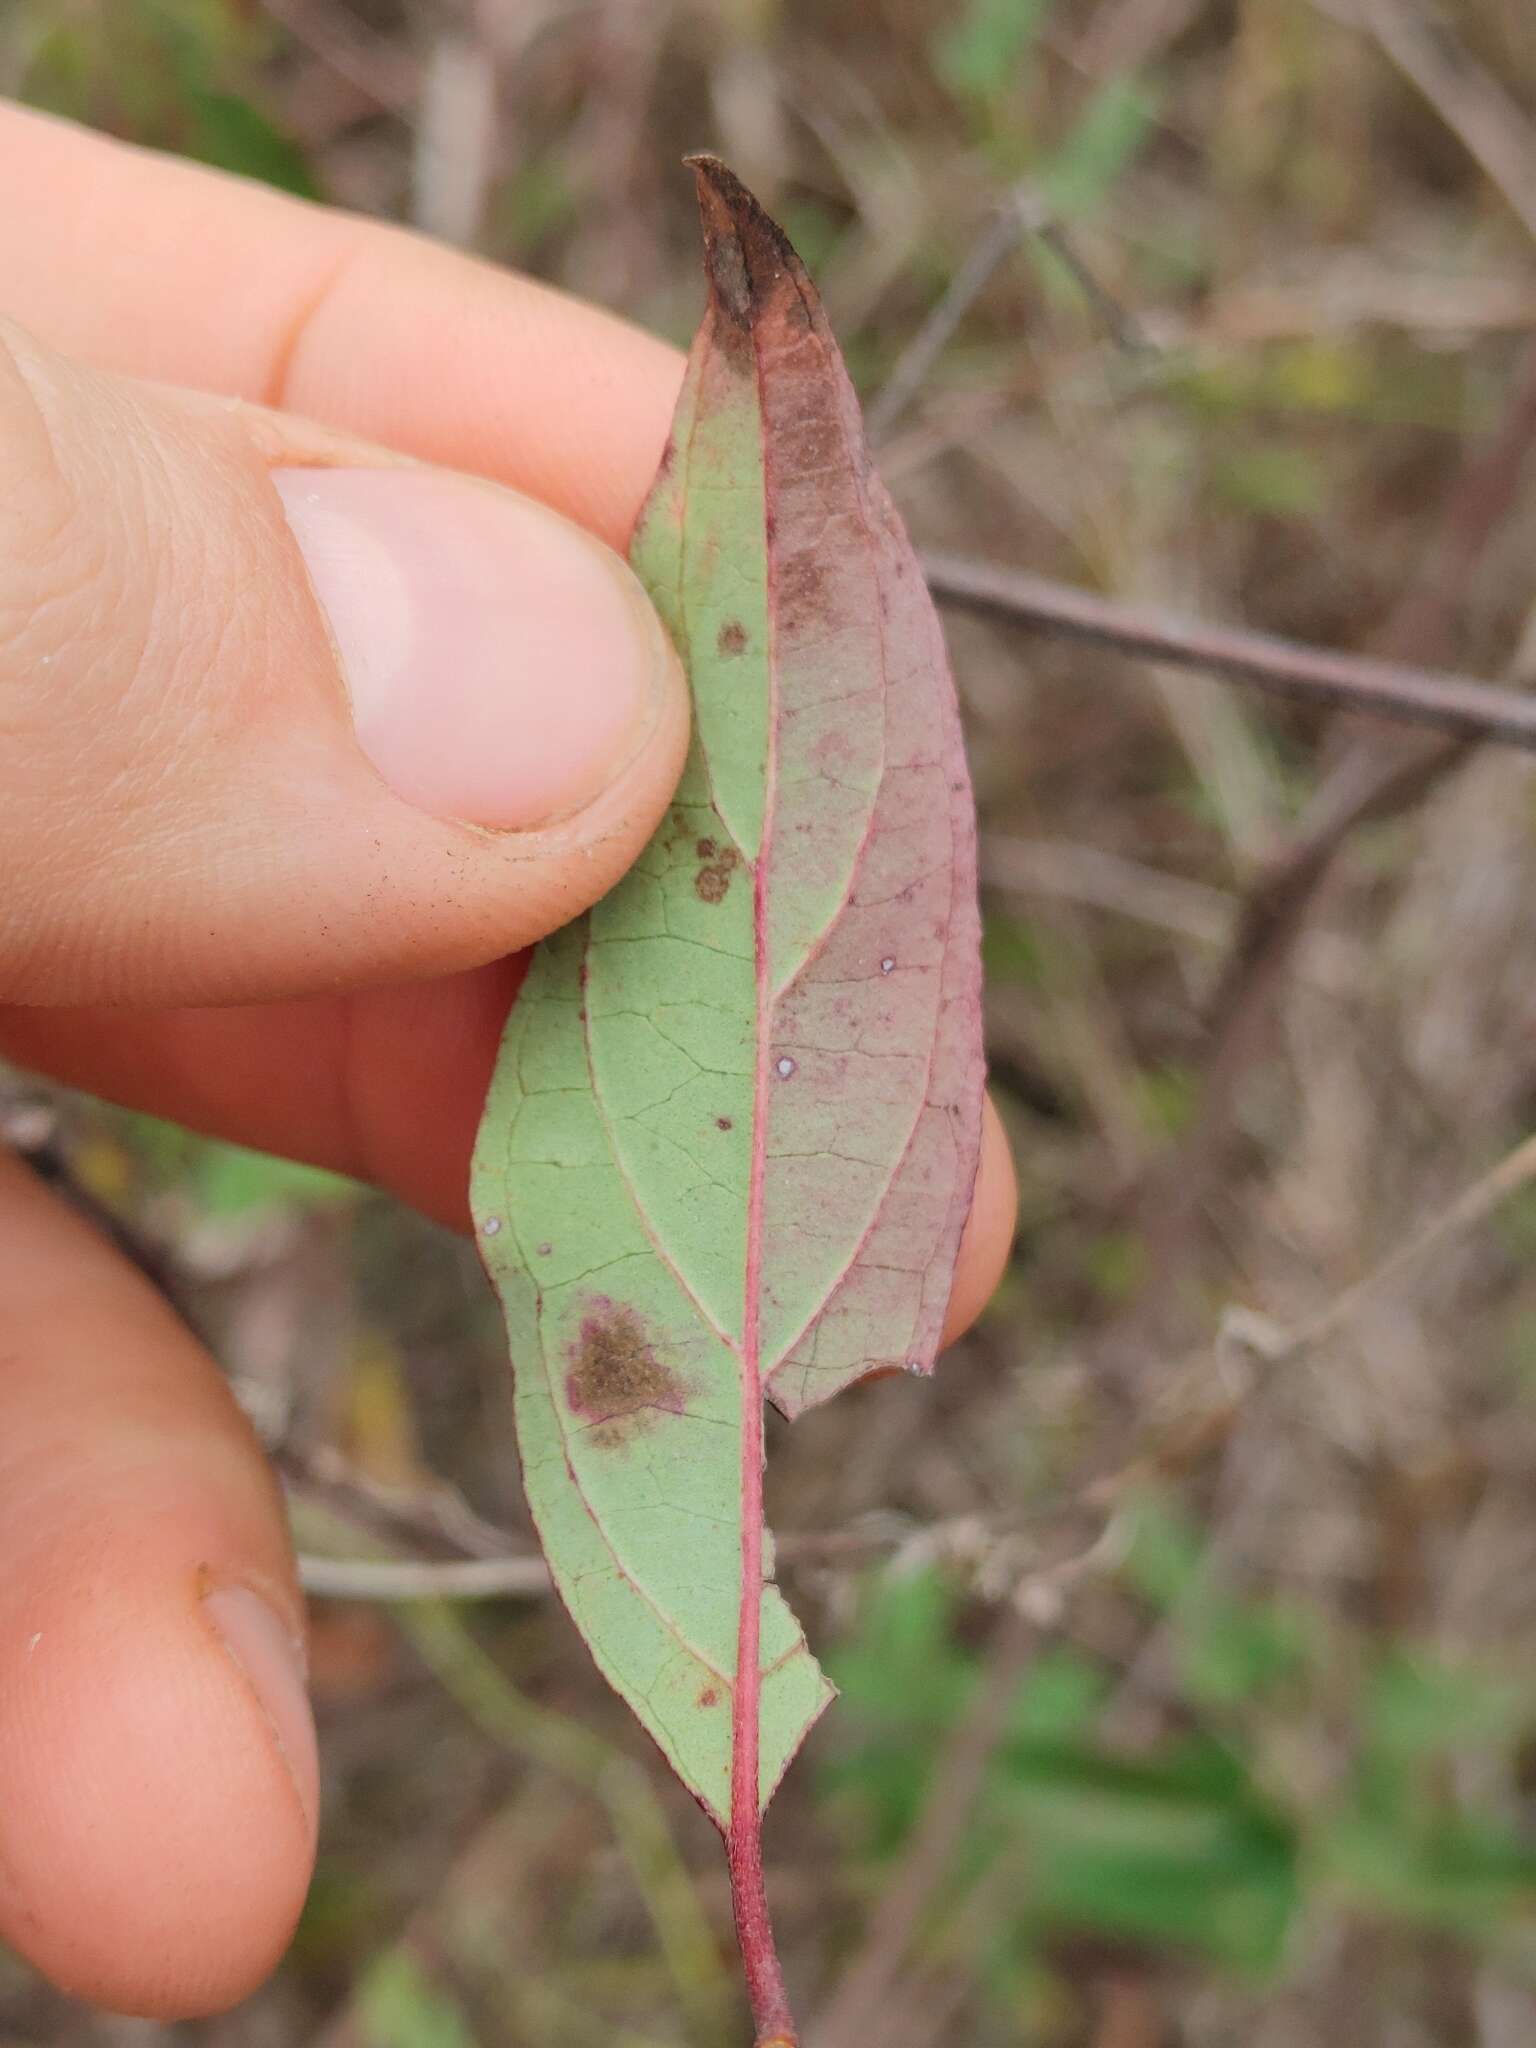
299 1551 550 1600
1279 1130 1536 1363
982 833 1361 990
412 26 499 245
258 0 413 113
869 187 1038 442
923 551 1536 751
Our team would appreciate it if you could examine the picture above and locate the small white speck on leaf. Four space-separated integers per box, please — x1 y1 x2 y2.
776 1056 797 1079
26 1632 40 1655
880 957 896 974
482 1216 502 1236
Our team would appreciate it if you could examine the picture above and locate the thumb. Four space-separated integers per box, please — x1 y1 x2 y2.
0 317 688 1006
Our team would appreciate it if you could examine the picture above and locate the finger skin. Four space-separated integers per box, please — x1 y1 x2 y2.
0 101 683 549
0 322 690 1007
942 1095 1016 1347
0 968 527 1233
0 1150 314 2015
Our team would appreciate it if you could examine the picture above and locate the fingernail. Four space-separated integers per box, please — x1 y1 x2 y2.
204 1583 320 1833
273 467 668 830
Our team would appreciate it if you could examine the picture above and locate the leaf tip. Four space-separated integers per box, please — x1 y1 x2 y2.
683 152 802 330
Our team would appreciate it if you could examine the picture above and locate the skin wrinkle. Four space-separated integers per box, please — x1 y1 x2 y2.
261 236 366 417
0 320 70 504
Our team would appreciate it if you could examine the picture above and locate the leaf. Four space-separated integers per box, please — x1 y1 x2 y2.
182 87 319 197
472 158 985 2039
994 1741 1299 1974
1038 74 1157 219
824 1571 1296 1976
820 1567 980 1852
193 1140 354 1218
933 0 1054 104
1324 1797 1536 1935
358 1952 477 2048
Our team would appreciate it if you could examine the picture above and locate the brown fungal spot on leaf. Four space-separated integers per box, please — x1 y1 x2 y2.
697 1685 721 1709
565 1298 685 1434
716 1116 733 1130
778 551 825 607
717 619 748 657
696 837 718 859
695 844 740 904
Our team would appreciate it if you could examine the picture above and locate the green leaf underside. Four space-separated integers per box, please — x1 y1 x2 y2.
472 162 984 1834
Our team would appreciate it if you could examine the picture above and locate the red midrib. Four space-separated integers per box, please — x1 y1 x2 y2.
728 283 794 2039
727 854 794 2041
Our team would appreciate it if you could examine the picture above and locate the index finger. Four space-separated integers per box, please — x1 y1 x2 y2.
0 101 683 546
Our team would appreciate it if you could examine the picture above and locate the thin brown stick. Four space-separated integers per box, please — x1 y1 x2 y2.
983 833 1242 948
272 1432 518 1561
922 551 1536 751
411 28 499 245
982 831 1362 988
869 187 1037 441
1108 1128 1536 1521
811 1608 1036 2048
873 178 1147 447
298 1551 551 1599
293 1511 1063 1604
1281 1130 1536 1361
1035 212 1152 355
258 0 413 113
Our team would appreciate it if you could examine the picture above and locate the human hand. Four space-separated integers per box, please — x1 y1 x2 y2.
0 101 1018 2018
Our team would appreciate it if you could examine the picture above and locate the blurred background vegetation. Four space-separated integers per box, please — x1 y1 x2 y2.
5 0 1536 2041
